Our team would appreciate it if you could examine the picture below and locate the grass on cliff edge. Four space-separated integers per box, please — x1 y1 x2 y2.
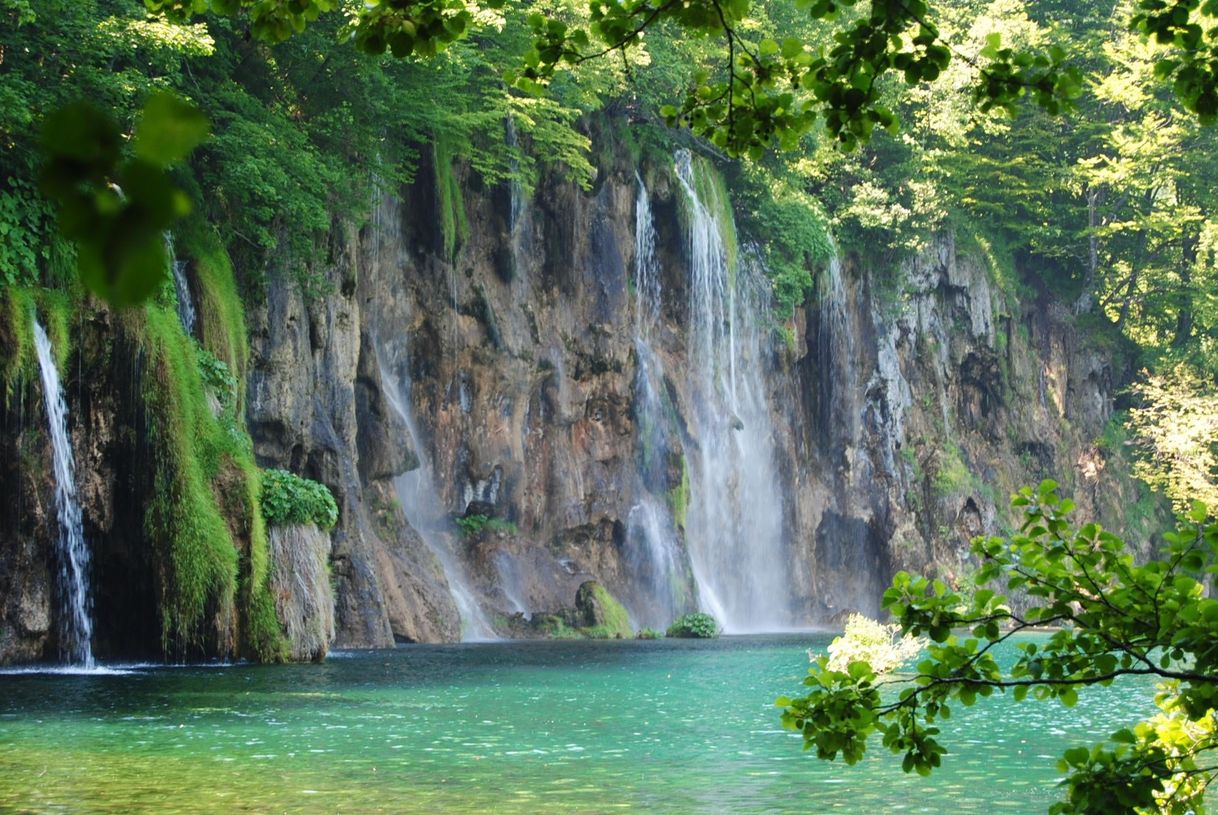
0 286 73 401
136 229 286 661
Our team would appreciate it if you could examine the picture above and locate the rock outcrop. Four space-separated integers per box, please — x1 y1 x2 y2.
268 524 335 661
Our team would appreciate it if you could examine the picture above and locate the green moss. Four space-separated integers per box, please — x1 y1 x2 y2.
580 583 633 639
931 442 977 497
688 156 739 280
176 218 251 404
141 305 241 654
455 513 518 537
0 286 77 401
433 138 468 263
37 288 73 372
137 294 285 661
534 615 583 639
668 453 690 530
0 287 35 398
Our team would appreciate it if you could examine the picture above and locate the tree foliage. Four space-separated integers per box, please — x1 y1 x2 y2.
1128 365 1218 513
779 481 1218 814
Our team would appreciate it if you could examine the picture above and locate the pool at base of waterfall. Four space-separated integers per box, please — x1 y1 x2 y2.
0 635 1159 814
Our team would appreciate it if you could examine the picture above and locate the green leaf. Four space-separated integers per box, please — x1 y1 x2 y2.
134 93 210 166
1063 746 1090 767
77 227 168 307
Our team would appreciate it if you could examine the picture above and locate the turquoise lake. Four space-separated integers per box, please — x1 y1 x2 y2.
0 634 1159 814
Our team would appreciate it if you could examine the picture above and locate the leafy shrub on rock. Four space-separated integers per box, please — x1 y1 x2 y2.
667 612 719 639
260 469 338 530
455 513 519 537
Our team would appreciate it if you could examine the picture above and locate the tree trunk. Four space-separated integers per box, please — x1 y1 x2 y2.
1074 187 1101 314
1172 229 1199 348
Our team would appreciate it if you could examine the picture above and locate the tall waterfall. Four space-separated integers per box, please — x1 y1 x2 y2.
165 235 196 336
377 351 497 642
33 318 94 666
673 150 795 632
624 174 689 629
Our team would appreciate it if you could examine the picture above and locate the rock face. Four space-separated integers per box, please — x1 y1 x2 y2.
776 236 1150 620
0 404 54 663
0 133 1160 663
238 146 1150 646
268 524 335 662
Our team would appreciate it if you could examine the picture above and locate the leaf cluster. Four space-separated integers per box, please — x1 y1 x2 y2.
779 480 1218 814
38 93 207 306
259 468 339 530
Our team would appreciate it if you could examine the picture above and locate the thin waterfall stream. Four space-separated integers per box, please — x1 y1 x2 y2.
376 350 497 642
165 234 196 336
32 317 94 667
624 174 689 629
673 150 795 632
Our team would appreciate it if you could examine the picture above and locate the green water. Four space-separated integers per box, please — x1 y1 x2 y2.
0 635 1157 814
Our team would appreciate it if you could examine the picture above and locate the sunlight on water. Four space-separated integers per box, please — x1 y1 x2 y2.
0 636 1158 814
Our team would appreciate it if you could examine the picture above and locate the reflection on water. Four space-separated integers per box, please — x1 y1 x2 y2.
0 635 1157 814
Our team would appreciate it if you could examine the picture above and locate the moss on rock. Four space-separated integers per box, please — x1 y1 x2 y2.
574 581 633 639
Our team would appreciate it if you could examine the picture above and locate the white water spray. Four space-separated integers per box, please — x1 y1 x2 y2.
33 318 94 667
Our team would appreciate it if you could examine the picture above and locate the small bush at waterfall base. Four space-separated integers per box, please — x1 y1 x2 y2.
636 628 663 640
818 613 924 674
260 469 338 530
667 613 719 639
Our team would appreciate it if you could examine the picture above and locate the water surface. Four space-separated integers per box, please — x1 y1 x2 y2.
0 635 1157 814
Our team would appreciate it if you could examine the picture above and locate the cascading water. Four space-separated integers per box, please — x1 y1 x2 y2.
623 174 690 629
505 116 530 285
33 318 94 667
673 150 795 632
377 350 497 642
165 235 196 336
817 252 858 450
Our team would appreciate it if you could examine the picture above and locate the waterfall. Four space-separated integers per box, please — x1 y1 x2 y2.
33 318 94 667
506 116 528 285
673 150 795 632
817 253 858 450
165 234 196 336
376 351 497 642
492 551 530 620
624 175 689 629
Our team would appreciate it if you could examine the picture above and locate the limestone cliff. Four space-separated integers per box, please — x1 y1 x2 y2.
241 144 1156 646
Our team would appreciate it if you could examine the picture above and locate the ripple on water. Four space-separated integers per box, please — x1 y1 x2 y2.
0 635 1164 815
